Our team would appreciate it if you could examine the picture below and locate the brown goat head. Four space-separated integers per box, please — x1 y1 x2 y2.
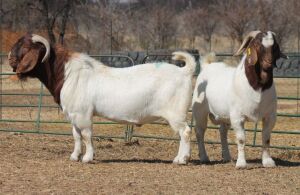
8 33 50 79
235 31 287 68
234 31 288 90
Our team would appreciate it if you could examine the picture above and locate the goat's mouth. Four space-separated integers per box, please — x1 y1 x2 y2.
9 63 24 79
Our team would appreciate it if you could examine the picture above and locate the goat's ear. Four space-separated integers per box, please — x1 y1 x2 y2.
234 38 252 56
234 30 261 56
16 48 40 73
245 47 258 66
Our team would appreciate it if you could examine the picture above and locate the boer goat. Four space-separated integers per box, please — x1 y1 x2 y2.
192 31 287 168
9 34 196 164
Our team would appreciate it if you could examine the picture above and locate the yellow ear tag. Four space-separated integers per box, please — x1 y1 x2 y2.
247 48 251 56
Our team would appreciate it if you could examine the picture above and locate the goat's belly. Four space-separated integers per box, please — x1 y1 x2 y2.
209 113 230 125
94 99 162 124
95 114 160 125
207 94 230 118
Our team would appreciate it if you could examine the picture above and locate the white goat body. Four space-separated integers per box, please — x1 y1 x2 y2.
192 31 284 168
197 55 276 123
61 52 195 163
62 52 194 129
193 54 277 168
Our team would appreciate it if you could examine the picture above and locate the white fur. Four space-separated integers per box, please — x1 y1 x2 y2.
61 51 196 164
262 31 275 48
192 53 277 168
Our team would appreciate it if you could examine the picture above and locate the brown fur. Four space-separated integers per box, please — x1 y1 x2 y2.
244 32 282 91
9 34 71 104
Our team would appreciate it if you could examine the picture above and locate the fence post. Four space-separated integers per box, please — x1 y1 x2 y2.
35 83 44 133
252 122 258 147
125 124 134 142
0 55 2 121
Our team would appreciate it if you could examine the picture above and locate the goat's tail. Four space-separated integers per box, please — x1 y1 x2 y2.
200 52 217 68
172 51 196 75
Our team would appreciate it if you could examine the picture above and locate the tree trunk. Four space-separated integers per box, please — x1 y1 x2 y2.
59 0 71 45
41 0 56 44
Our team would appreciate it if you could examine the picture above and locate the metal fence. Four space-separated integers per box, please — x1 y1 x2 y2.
0 53 299 150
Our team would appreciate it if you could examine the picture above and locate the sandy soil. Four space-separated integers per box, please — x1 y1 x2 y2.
0 132 299 195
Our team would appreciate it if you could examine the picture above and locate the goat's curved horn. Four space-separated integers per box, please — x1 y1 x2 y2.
31 34 50 63
234 30 261 56
7 52 11 60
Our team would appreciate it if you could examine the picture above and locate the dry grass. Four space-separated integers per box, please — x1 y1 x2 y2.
0 133 299 194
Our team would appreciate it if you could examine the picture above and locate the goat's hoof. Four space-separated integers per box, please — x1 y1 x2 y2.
235 159 247 169
173 155 189 165
263 158 276 168
70 153 80 161
222 154 232 163
82 154 93 163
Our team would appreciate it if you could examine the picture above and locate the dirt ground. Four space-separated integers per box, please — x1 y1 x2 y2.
0 132 299 195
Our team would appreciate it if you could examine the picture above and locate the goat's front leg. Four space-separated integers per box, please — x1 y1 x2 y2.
70 126 82 161
81 128 94 163
261 114 276 167
231 115 246 169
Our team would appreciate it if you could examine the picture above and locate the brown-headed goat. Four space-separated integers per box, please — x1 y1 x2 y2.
192 31 287 168
9 34 196 164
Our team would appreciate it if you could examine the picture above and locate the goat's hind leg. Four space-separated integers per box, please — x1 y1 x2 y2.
81 128 94 163
261 114 276 168
219 123 231 162
192 81 210 163
70 126 82 161
171 121 191 165
194 117 209 163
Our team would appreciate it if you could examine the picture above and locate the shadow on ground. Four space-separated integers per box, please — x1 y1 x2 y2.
97 158 300 167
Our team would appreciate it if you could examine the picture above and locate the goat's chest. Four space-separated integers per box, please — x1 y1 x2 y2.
233 85 276 122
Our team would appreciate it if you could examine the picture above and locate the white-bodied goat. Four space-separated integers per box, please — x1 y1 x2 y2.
9 34 196 164
192 31 287 168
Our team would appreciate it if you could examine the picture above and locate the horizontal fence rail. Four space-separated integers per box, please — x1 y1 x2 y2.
0 53 299 150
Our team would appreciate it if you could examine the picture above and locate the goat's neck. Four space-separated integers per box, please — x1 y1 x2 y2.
36 46 69 104
241 55 274 91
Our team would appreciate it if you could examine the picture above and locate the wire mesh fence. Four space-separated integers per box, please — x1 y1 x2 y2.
0 52 299 150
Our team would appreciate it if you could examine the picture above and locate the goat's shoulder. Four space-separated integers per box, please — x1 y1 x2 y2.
68 53 105 70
